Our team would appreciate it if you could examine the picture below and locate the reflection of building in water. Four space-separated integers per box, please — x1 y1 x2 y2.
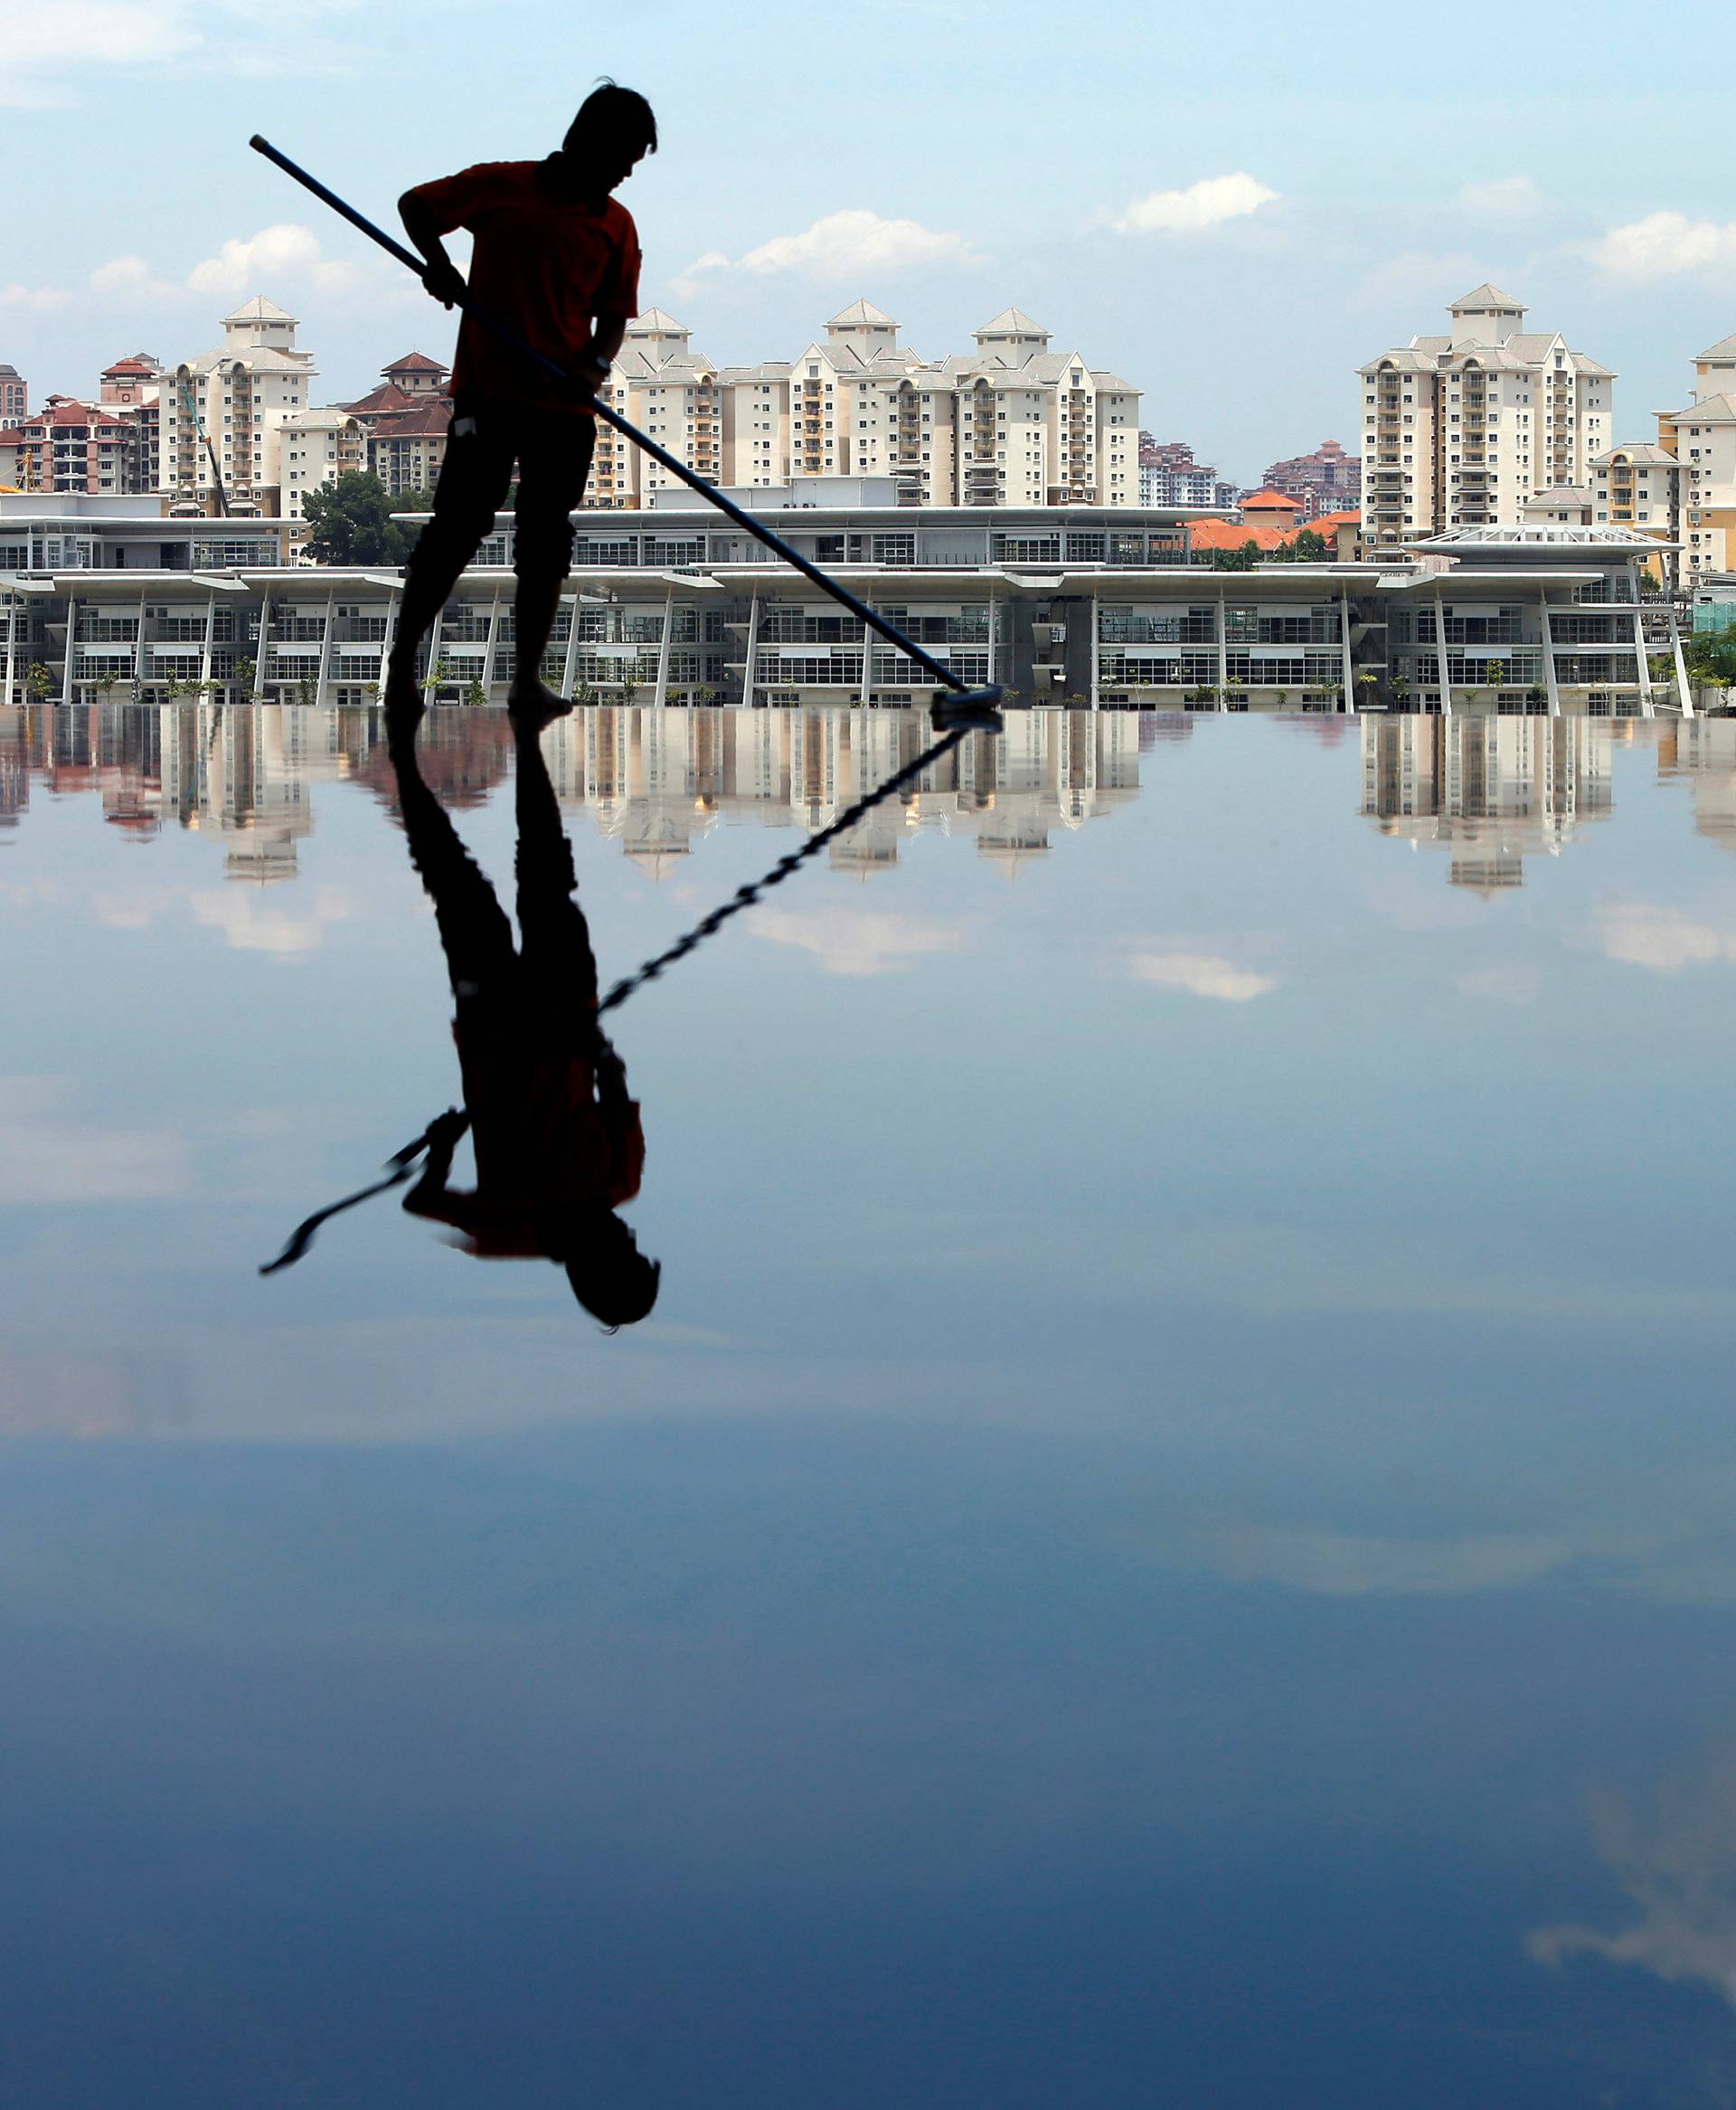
1362 712 1614 890
0 700 377 880
540 705 1142 875
3 701 1145 884
1657 719 1736 856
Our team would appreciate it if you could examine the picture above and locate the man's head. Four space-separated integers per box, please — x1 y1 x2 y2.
562 81 657 194
553 1208 662 1329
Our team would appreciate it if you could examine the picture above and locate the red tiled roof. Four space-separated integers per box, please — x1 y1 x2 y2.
384 351 448 374
341 383 415 417
378 402 452 439
1185 519 1296 553
1239 488 1303 511
102 356 157 375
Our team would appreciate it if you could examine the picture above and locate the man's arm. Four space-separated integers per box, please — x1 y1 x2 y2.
568 312 628 395
400 190 467 309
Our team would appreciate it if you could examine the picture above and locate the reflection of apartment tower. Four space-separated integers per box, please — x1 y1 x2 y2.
537 705 1143 877
1360 713 1613 888
1360 287 1615 549
1657 719 1736 855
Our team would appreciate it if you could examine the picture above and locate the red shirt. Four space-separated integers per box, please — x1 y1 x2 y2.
408 158 641 412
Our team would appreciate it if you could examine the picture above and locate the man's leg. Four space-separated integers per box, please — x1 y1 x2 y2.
391 725 516 1002
506 416 596 724
384 412 514 721
513 712 600 1028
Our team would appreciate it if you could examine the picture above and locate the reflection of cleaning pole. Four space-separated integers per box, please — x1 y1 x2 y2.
259 1114 463 1274
247 135 1002 733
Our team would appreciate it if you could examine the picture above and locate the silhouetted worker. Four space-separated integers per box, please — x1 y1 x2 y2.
383 80 656 727
388 714 660 1327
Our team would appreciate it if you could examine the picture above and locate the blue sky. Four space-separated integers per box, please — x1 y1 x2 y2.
6 0 1736 479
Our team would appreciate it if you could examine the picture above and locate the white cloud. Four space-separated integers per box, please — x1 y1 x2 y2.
749 904 966 977
0 1076 185 1203
191 884 351 957
676 209 975 289
1455 962 1538 1005
1 0 365 106
1601 902 1736 973
1128 951 1277 1002
1197 1523 1574 1598
186 222 358 298
1531 1753 1736 2009
1586 210 1736 281
1455 175 1547 221
90 254 184 301
0 281 69 311
1110 173 1278 236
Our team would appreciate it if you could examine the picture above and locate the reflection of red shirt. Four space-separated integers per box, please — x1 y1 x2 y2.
407 159 641 412
414 1017 644 1258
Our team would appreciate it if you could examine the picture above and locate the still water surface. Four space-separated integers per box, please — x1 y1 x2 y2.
5 702 1736 2105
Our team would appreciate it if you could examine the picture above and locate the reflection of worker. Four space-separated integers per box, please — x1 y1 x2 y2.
389 714 659 1327
383 80 655 725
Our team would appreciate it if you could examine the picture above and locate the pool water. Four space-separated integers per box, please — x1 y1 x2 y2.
4 701 1736 2106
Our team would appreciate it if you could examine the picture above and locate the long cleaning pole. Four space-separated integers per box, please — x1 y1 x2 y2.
248 135 998 713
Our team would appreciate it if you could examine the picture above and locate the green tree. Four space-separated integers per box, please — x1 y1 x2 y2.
301 474 440 566
23 661 52 703
464 678 488 707
1211 541 1260 572
232 655 257 697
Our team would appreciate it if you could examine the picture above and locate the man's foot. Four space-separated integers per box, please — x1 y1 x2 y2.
506 677 573 732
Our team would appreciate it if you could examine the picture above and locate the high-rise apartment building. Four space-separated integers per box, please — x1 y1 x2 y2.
1359 286 1614 547
0 397 142 493
1136 438 1234 510
1655 333 1736 582
160 296 316 517
590 300 1139 509
341 352 454 494
1260 438 1360 522
0 365 25 426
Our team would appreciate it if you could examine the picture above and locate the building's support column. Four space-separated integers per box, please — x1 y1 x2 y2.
1338 579 1354 711
1433 586 1451 716
480 582 503 695
561 591 581 700
741 590 761 710
61 596 79 705
3 593 17 706
1090 588 1099 708
1668 595 1694 717
314 589 335 706
135 586 149 695
1539 589 1561 716
653 584 675 707
378 589 397 705
1215 582 1228 708
986 591 997 690
199 589 217 692
1629 563 1655 718
252 592 270 701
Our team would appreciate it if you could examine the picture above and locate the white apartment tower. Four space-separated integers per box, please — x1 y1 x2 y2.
160 296 316 517
1360 287 1614 548
590 299 1139 509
